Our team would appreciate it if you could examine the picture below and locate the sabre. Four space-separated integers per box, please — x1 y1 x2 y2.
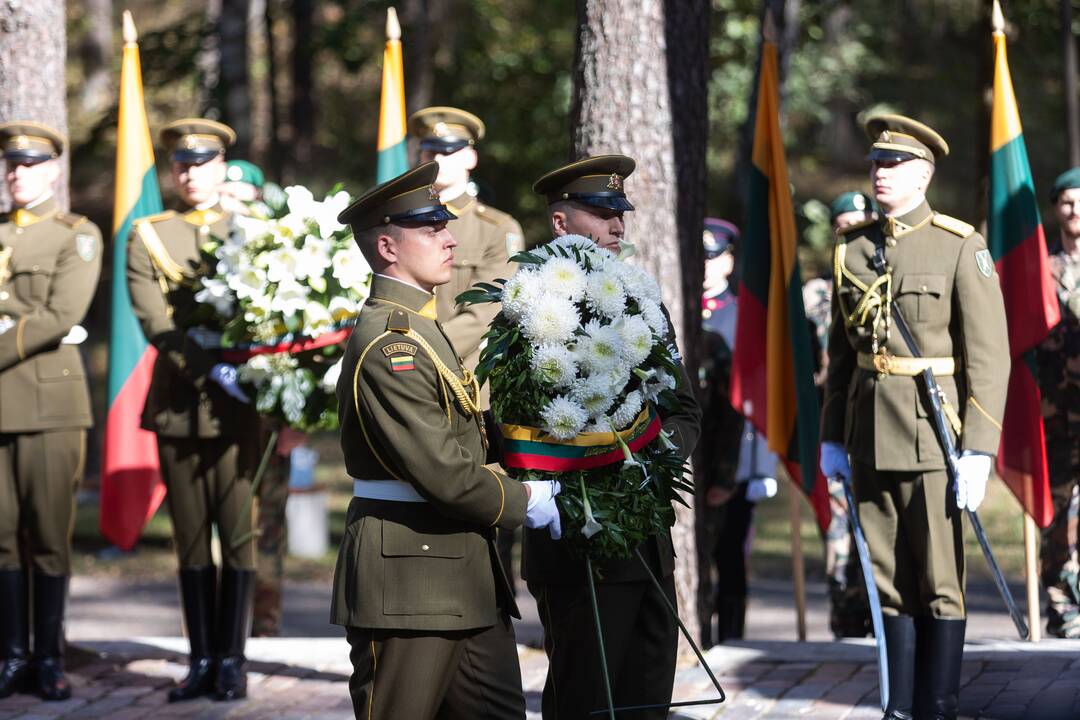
835 472 890 711
880 259 1029 640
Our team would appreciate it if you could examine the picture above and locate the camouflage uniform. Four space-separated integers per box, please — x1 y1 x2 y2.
1036 248 1080 638
803 277 870 638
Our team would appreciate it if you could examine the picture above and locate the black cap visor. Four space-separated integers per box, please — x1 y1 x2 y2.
867 148 920 164
419 138 471 154
565 192 635 212
172 148 221 165
1 150 53 165
390 205 456 226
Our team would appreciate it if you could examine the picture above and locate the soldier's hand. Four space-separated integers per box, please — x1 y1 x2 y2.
820 441 851 480
523 479 562 539
209 363 251 403
955 452 991 511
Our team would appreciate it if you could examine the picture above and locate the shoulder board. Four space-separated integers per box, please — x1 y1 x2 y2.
386 309 411 333
932 213 974 238
54 212 88 229
475 203 512 226
141 210 177 224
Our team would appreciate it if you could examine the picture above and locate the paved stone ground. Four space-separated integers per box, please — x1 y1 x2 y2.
0 577 1074 718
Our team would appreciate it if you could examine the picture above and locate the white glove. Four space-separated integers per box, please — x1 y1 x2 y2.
209 363 250 403
820 441 851 480
745 476 778 503
523 479 562 539
955 451 991 511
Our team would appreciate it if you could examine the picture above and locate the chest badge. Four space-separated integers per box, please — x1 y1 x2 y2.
974 248 994 278
75 233 98 263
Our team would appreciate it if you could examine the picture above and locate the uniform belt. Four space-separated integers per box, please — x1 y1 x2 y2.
857 352 955 376
352 479 426 503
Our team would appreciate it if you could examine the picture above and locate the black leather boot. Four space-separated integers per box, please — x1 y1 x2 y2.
214 567 254 701
168 566 218 702
914 617 966 720
0 568 31 698
32 572 71 701
881 614 916 720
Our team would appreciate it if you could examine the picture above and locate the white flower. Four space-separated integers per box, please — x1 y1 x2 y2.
295 235 333 281
270 277 310 316
529 343 577 387
584 269 627 318
231 214 271 246
520 295 580 344
501 269 543 322
277 212 309 238
639 299 669 338
546 233 598 256
617 261 663 305
570 374 619 419
539 257 587 302
285 185 317 218
329 295 360 322
332 247 371 290
237 354 274 384
611 389 644 430
317 190 351 237
194 277 235 316
243 292 272 323
302 300 334 336
617 314 655 368
227 264 267 301
640 367 677 403
576 319 626 375
264 244 301 283
321 357 344 390
540 396 589 440
583 416 613 434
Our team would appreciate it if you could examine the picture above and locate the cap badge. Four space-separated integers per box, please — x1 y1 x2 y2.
12 136 29 150
853 194 866 210
607 173 623 190
434 121 449 137
880 130 891 142
183 136 198 149
428 185 440 201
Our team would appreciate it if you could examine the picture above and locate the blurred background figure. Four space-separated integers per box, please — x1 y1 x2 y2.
809 191 876 639
1036 168 1080 639
697 218 777 646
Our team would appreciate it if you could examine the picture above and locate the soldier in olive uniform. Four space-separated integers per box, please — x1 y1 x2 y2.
0 122 101 701
821 115 1009 719
1035 168 1080 639
409 106 526 593
126 119 261 702
526 155 702 719
332 162 560 719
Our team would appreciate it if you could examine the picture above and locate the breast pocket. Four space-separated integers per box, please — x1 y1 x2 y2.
11 257 57 305
897 273 946 323
381 522 467 616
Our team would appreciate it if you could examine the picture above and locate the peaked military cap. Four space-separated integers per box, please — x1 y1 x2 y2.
337 161 454 231
829 191 874 222
703 217 738 258
864 113 949 164
533 155 636 212
1051 167 1080 201
0 121 64 164
409 106 485 154
161 118 236 164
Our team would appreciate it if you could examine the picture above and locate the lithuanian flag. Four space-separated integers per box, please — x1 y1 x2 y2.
99 11 166 550
987 5 1060 528
731 36 829 531
376 7 407 183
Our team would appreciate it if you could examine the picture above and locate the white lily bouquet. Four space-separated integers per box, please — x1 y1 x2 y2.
460 234 691 561
185 186 372 431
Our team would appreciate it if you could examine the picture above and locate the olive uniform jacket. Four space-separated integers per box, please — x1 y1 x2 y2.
821 200 1009 471
126 203 257 438
331 274 528 632
521 304 703 585
0 197 101 432
435 192 522 384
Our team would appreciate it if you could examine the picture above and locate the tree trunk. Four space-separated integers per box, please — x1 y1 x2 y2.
78 0 113 118
263 0 284 180
400 0 460 117
289 0 314 173
0 0 68 210
571 0 710 656
197 0 224 118
218 0 253 158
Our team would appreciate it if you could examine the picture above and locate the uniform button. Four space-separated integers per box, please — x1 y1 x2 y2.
14 228 22 235
31 265 39 271
886 238 897 247
920 284 928 292
421 544 430 551
0 292 8 300
62 369 70 376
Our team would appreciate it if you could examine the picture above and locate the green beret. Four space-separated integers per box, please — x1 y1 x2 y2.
226 160 265 188
829 191 873 222
1051 167 1080 201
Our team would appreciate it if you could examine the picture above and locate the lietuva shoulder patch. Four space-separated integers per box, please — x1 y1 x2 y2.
55 212 88 229
386 309 411 333
931 213 974 238
142 210 177 224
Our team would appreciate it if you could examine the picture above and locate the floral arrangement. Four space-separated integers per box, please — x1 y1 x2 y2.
185 186 371 431
461 234 691 561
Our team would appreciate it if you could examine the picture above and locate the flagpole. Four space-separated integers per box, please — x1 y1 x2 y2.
788 474 807 641
1023 475 1041 642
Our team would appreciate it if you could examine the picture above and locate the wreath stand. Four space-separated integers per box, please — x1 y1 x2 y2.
584 547 726 718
